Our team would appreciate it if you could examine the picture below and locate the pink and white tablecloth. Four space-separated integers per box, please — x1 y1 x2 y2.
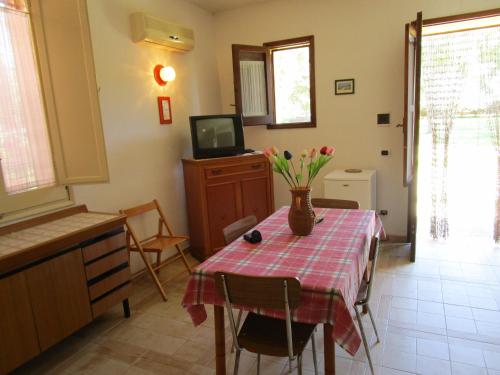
182 206 384 355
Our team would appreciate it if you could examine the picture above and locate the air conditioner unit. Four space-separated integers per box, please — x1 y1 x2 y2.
130 12 194 52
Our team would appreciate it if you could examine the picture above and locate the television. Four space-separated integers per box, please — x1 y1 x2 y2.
189 114 245 159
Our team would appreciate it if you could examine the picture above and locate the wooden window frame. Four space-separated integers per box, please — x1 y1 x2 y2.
423 7 500 27
232 35 316 130
265 35 316 130
232 44 274 127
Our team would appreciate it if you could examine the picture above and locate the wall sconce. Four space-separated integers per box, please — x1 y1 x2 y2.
154 65 176 86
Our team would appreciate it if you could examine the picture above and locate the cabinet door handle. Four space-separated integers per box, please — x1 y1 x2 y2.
342 184 350 187
250 164 261 169
212 168 222 175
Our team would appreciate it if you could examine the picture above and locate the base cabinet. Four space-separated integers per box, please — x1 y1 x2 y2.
0 273 40 374
25 248 92 351
0 206 129 374
183 154 274 260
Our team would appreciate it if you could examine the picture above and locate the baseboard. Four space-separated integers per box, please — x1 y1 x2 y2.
382 234 408 243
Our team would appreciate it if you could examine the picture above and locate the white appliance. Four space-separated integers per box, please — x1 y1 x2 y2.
324 169 376 210
130 13 194 52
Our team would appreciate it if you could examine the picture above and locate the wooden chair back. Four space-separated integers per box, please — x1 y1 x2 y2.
214 272 301 359
311 198 360 210
120 199 176 243
223 215 258 245
214 272 301 310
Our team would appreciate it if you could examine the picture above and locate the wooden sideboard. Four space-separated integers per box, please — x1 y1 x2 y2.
182 154 274 260
0 205 130 374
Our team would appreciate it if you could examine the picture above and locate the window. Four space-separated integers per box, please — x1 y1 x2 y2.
0 0 56 194
0 0 109 222
232 35 316 129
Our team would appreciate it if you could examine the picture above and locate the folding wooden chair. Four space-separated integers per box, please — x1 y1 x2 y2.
120 199 192 301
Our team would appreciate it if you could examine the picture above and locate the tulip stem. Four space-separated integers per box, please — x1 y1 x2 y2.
289 160 300 187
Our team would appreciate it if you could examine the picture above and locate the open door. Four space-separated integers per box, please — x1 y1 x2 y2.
403 12 422 262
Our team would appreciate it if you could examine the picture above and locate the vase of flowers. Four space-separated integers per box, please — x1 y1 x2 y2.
264 146 336 236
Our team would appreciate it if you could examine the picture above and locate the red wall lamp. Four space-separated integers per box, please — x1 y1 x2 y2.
154 64 176 86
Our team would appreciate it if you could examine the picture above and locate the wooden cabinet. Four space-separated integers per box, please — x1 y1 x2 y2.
0 206 129 374
0 273 40 374
183 154 274 260
26 249 92 351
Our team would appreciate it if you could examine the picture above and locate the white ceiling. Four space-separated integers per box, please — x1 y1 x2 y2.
186 0 273 13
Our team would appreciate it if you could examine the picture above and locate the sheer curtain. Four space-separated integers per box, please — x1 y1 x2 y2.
478 28 500 242
0 1 56 194
422 32 468 239
421 26 500 242
240 61 267 117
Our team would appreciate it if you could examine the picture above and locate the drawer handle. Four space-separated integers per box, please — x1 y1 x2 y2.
250 164 261 169
342 184 350 187
212 168 222 175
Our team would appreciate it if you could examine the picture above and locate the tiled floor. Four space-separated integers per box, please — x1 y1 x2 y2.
13 237 500 375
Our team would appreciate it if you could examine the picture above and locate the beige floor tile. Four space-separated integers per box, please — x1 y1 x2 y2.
416 355 451 375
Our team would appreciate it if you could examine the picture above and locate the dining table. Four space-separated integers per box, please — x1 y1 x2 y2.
182 206 384 374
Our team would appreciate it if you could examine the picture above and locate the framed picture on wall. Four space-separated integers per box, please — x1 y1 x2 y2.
157 96 172 124
335 79 355 95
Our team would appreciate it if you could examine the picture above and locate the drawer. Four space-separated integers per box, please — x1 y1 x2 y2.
205 162 265 178
85 249 128 280
324 180 371 206
91 283 130 318
88 267 130 301
82 232 126 263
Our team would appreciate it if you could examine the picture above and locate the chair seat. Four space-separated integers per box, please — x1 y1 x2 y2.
237 312 316 357
130 235 188 253
355 279 369 305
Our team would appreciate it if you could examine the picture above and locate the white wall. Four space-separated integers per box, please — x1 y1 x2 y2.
213 0 500 236
73 0 222 271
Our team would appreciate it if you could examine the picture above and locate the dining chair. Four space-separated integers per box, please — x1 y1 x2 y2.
223 215 258 245
311 198 360 209
214 272 318 375
120 199 192 301
354 235 381 375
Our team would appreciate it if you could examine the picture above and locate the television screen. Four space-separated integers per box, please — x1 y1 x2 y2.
189 114 244 159
196 118 236 149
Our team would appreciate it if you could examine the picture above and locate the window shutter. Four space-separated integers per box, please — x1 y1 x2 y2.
232 44 274 126
29 0 109 184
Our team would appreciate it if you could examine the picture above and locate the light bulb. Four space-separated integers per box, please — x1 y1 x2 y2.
160 66 176 82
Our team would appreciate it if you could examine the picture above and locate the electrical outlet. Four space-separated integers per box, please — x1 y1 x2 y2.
379 210 388 216
381 149 391 156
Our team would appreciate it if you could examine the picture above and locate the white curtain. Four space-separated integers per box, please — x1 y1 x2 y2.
421 26 500 242
0 2 56 194
478 27 500 242
240 60 267 117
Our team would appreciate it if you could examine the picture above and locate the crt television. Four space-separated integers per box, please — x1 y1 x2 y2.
189 114 245 159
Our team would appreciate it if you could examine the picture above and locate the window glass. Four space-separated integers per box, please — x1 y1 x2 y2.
273 46 311 124
0 2 56 194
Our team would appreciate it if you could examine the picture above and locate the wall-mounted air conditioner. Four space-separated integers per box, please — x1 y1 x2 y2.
130 12 194 52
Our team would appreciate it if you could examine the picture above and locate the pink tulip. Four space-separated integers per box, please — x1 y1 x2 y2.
320 146 335 156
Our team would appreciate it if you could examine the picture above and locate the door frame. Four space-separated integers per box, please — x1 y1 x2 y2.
406 7 500 262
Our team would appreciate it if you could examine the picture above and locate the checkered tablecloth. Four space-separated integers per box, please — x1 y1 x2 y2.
182 206 383 355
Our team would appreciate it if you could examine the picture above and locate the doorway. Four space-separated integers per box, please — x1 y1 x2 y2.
415 15 500 259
